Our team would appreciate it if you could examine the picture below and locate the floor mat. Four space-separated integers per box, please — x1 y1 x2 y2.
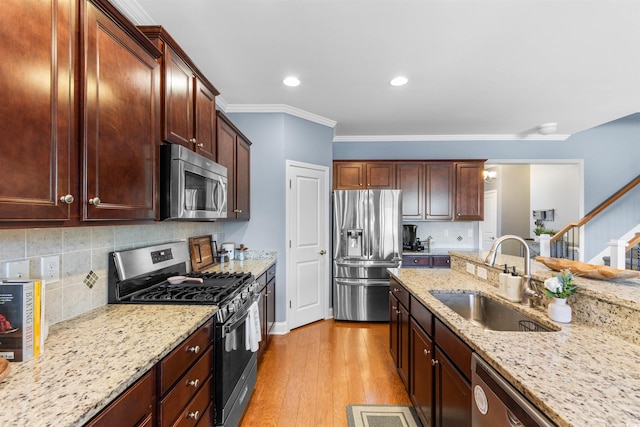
346 404 422 427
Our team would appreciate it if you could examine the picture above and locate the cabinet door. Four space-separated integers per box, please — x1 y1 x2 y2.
366 162 395 188
398 302 410 390
266 276 276 335
0 0 75 221
216 116 236 218
454 162 484 221
410 321 434 427
397 163 424 219
83 2 159 221
163 44 194 148
434 347 471 427
425 162 453 221
389 292 400 366
194 77 216 160
432 256 451 268
334 162 365 189
235 135 251 220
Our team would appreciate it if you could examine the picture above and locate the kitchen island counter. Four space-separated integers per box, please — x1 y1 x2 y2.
390 257 640 426
0 304 216 427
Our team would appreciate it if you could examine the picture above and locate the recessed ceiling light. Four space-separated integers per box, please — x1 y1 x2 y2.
390 76 408 86
283 76 300 87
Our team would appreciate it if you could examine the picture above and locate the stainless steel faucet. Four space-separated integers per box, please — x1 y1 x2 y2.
484 235 541 306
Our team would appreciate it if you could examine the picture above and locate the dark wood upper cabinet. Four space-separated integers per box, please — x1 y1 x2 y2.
454 162 484 221
138 26 220 161
82 0 161 221
217 111 251 221
0 0 76 222
334 161 395 190
425 162 454 221
397 163 424 219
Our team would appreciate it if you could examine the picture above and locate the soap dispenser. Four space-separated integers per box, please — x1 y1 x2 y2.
506 266 523 302
498 264 510 298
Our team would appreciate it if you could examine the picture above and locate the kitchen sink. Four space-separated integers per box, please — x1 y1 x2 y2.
430 292 559 332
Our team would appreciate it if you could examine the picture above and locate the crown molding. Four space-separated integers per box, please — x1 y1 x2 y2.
223 103 337 129
332 133 571 142
109 0 155 25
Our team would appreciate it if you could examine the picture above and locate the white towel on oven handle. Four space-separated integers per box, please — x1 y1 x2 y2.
245 300 261 352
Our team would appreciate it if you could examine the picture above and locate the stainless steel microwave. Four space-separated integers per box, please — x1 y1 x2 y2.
160 144 227 221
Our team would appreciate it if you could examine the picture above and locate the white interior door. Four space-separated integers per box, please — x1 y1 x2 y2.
286 160 329 331
483 190 498 250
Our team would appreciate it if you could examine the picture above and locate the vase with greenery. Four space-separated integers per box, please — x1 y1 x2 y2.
546 270 577 323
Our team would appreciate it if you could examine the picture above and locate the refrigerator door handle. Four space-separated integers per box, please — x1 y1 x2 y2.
334 278 390 286
334 259 400 269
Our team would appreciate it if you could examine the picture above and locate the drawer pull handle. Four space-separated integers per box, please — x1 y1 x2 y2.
431 359 439 366
187 411 199 420
187 379 200 388
186 345 200 354
423 349 430 356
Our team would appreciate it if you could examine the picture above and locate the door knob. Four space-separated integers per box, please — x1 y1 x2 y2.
59 194 74 204
319 250 326 255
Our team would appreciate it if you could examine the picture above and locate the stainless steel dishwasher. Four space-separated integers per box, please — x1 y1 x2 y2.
471 354 556 427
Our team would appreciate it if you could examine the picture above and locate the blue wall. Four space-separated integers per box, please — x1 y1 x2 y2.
223 113 333 323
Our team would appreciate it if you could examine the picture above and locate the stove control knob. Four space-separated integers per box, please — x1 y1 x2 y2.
228 304 236 313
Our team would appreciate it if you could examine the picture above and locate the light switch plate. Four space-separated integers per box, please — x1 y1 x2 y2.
5 260 29 279
477 266 488 280
466 263 475 274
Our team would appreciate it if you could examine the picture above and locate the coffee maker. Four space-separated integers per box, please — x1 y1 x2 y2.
403 224 424 251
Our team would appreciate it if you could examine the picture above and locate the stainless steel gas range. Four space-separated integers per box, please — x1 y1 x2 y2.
108 241 259 427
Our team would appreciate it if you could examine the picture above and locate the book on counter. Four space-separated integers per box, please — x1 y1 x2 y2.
0 279 45 362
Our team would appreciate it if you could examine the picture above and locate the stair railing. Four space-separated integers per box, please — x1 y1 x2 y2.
549 174 640 261
626 233 640 270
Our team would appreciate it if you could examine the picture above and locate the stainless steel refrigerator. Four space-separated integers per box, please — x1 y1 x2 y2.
333 189 402 321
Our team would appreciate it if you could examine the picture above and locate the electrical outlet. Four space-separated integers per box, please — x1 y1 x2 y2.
466 262 475 275
41 255 60 284
5 260 29 279
477 266 487 280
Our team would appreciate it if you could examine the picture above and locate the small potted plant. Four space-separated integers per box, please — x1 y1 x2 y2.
545 269 577 323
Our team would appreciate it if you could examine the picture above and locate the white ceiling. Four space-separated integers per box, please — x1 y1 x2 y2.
120 0 640 141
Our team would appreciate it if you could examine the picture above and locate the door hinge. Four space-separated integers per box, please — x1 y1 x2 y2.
289 300 292 309
289 179 292 189
289 240 291 248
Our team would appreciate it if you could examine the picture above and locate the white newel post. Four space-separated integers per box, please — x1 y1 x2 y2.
609 240 628 269
539 235 551 257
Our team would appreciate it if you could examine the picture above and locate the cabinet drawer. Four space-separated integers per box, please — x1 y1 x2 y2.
171 376 213 427
431 255 450 268
159 320 213 394
160 346 213 427
390 279 410 308
85 369 155 427
266 264 276 283
435 318 472 380
402 255 431 267
256 271 267 289
410 296 433 336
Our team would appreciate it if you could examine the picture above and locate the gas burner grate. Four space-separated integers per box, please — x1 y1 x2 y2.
132 284 236 303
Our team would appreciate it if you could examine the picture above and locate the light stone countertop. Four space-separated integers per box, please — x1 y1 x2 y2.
0 257 277 427
389 265 640 427
0 304 217 427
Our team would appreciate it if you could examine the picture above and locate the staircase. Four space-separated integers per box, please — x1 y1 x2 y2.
603 233 640 270
548 174 640 267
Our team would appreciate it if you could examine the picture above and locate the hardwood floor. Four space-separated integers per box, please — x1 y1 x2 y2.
239 319 412 427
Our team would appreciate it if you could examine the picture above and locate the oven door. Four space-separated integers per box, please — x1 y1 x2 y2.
161 144 228 221
215 299 259 426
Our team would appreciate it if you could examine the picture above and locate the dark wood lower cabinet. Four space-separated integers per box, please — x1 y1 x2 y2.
410 320 434 427
389 290 410 390
434 347 471 427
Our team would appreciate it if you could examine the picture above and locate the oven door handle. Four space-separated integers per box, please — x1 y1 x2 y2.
222 293 261 337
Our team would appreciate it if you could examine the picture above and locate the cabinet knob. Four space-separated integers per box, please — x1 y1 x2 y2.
233 209 242 213
395 309 401 314
88 197 101 206
187 379 200 388
59 194 74 204
431 359 439 366
189 138 197 144
413 259 419 263
186 345 200 354
423 349 431 356
392 305 397 310
187 411 199 420
198 143 204 148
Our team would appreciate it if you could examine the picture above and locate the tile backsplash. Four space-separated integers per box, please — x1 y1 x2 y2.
0 222 224 325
